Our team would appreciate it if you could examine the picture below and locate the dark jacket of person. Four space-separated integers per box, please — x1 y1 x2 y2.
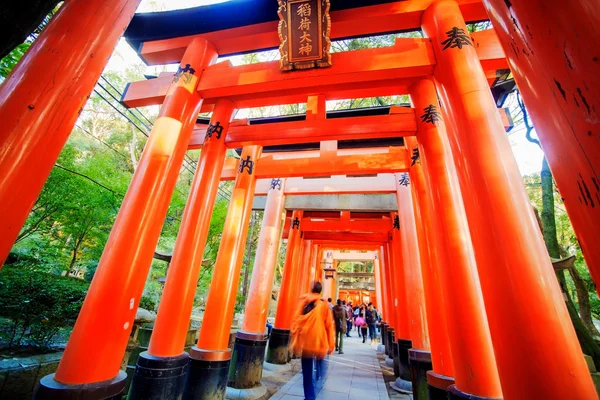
332 304 347 333
365 308 377 325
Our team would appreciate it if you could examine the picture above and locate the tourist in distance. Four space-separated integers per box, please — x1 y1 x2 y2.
355 312 368 343
290 281 335 400
366 302 377 345
333 299 347 354
345 301 354 337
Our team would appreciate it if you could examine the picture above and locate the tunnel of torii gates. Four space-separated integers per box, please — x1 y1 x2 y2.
0 0 598 399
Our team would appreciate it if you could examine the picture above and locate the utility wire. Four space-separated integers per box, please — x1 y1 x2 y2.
90 75 232 201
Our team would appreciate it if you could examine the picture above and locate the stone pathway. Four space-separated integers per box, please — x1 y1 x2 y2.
270 335 390 400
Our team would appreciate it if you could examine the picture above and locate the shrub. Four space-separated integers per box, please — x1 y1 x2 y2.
0 265 89 349
138 295 157 311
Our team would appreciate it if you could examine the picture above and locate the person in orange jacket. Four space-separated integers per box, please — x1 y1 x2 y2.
290 281 335 400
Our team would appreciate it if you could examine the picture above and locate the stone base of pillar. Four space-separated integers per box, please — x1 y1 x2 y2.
183 348 232 400
128 352 189 400
385 327 394 357
263 362 292 372
397 339 412 381
447 384 502 400
34 371 127 400
408 349 432 400
376 344 385 354
426 371 455 400
392 342 400 377
225 383 267 400
390 378 413 394
385 357 395 368
265 328 290 365
227 332 268 389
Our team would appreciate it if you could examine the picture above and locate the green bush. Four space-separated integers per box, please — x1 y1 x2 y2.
138 295 157 311
0 265 89 349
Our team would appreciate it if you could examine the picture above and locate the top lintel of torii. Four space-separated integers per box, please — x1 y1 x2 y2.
121 1 507 112
124 0 490 65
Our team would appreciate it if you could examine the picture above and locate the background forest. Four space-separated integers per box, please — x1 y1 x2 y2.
0 8 598 361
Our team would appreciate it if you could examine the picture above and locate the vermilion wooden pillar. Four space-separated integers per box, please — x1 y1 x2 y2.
0 0 141 268
184 145 262 400
389 212 413 384
382 243 396 330
482 0 600 292
300 240 314 293
423 2 596 398
229 178 286 390
400 142 455 399
37 38 217 400
314 246 324 282
395 164 432 400
408 76 501 399
389 216 409 341
373 252 385 323
308 244 318 289
266 210 303 365
129 99 235 399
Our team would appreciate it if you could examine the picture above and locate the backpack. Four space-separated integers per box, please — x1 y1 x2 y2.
303 300 317 315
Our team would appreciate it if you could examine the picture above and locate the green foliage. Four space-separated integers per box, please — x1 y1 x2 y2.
0 265 88 349
523 171 600 318
139 295 158 312
0 43 30 78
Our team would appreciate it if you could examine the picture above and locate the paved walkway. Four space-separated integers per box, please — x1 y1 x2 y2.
270 335 390 400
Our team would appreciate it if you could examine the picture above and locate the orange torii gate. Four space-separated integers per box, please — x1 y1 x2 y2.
0 1 597 400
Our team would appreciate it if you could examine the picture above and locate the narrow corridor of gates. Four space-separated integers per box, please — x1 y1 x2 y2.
0 0 598 400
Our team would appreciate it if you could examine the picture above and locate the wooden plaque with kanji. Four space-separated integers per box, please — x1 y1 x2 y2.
278 0 331 71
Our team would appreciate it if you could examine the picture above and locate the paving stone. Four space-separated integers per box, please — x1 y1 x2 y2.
269 336 389 399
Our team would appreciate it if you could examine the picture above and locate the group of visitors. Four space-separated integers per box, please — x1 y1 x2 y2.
290 282 382 400
348 301 380 344
327 297 380 353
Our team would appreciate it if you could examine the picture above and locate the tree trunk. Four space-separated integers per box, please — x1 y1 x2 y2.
540 157 561 258
539 157 600 360
557 271 600 367
569 265 600 337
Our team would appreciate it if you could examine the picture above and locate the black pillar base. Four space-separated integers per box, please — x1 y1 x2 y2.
381 323 388 349
397 339 412 382
392 342 400 378
34 371 127 400
128 351 189 400
408 349 432 400
183 347 232 400
265 328 290 365
227 332 268 389
385 327 395 357
427 371 455 400
447 384 503 400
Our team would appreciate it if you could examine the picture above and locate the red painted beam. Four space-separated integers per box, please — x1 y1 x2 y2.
254 175 397 196
220 146 408 180
189 108 415 149
137 0 490 65
123 31 506 111
303 232 390 243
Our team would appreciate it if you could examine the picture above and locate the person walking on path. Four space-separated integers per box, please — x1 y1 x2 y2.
333 299 347 354
366 302 377 344
345 301 353 337
327 297 333 310
355 312 368 343
290 281 335 400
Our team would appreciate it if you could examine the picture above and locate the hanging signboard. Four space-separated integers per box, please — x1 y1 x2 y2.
278 0 332 71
